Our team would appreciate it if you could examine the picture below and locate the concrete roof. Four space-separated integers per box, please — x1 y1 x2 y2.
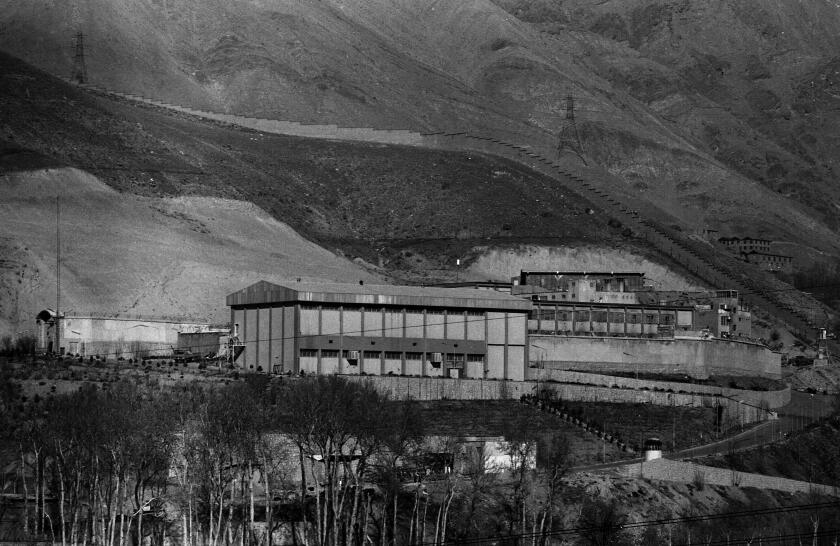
226 281 533 311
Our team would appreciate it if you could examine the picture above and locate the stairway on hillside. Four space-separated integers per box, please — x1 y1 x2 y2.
432 132 818 341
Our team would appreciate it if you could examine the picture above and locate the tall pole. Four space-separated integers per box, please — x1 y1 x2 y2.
55 196 60 355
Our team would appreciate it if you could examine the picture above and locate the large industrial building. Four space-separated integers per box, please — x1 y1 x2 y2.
226 281 531 380
227 276 781 380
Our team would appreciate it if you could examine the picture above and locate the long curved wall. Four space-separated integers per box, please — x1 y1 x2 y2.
526 369 790 409
530 335 781 380
348 375 775 425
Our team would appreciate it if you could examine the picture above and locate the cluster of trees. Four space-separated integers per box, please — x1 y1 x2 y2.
3 374 576 546
4 369 840 545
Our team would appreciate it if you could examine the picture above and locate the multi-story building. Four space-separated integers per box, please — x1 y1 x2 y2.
655 290 752 338
718 237 792 273
718 237 772 254
512 272 649 304
226 281 531 380
742 252 793 273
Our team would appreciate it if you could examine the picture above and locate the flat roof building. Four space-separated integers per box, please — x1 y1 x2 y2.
226 281 532 380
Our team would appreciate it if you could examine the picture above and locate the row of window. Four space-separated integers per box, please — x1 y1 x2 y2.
529 310 676 324
299 349 485 362
299 305 486 317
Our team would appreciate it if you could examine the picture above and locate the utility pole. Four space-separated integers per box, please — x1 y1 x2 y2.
556 93 587 165
55 196 61 356
72 31 88 84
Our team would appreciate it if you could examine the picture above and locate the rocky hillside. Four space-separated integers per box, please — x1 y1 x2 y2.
3 52 651 335
1 0 839 262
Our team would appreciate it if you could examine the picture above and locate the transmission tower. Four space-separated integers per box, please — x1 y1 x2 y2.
556 93 587 165
72 32 88 84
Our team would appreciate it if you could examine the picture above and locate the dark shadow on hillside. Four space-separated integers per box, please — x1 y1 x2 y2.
0 140 64 172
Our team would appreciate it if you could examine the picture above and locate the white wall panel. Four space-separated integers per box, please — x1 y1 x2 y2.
384 311 404 338
466 314 485 340
322 309 341 336
363 309 384 337
446 311 465 340
343 310 362 336
426 312 445 339
300 308 319 336
487 345 505 379
405 312 424 338
487 312 506 344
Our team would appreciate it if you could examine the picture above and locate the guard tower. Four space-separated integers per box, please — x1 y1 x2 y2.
643 437 663 461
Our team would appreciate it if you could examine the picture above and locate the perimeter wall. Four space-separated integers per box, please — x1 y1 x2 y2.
529 336 781 379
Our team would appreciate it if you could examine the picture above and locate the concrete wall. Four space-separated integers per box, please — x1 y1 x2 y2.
619 458 839 497
530 336 780 379
346 376 773 425
526 369 791 409
58 315 216 358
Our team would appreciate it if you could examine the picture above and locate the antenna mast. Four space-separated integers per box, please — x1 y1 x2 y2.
55 196 61 355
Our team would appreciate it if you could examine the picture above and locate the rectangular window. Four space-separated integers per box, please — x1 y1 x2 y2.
385 351 401 359
300 349 317 357
321 350 339 358
591 311 608 323
628 313 641 324
467 354 485 363
405 352 422 360
466 310 485 317
363 351 381 358
609 312 625 323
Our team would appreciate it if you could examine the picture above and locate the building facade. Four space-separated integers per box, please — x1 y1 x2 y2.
226 281 531 380
513 272 649 304
35 310 220 359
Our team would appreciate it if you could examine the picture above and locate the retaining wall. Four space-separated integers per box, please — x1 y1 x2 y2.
345 376 773 425
526 369 790 409
618 458 839 497
529 336 781 380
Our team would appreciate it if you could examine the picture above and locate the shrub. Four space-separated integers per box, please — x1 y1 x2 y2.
692 469 706 491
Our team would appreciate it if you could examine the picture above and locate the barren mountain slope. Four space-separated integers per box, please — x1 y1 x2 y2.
2 52 649 336
493 0 840 234
1 0 839 257
0 167 382 336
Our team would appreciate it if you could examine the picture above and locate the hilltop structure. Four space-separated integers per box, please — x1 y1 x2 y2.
718 237 793 273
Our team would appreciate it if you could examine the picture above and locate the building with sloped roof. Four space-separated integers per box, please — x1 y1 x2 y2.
226 281 531 380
